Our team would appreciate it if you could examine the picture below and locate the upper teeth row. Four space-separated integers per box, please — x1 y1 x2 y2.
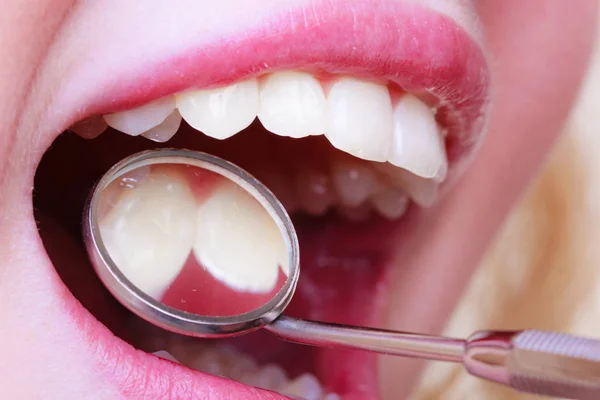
73 71 448 182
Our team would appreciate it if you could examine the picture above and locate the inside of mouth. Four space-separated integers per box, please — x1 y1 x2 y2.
33 72 449 399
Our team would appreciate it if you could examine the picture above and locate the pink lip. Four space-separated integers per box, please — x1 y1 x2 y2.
76 0 490 177
43 1 491 399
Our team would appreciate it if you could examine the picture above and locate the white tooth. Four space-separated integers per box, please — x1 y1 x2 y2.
242 364 288 391
388 94 448 181
141 110 182 143
372 163 438 207
325 77 393 161
70 115 108 139
192 346 258 380
176 78 259 139
99 167 196 298
103 96 176 136
193 180 289 293
279 373 324 400
97 166 151 221
331 159 382 207
295 169 335 216
152 351 180 363
258 71 327 138
189 349 227 376
223 353 258 381
370 188 409 219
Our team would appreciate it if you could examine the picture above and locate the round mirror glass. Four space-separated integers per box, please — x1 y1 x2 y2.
85 149 298 336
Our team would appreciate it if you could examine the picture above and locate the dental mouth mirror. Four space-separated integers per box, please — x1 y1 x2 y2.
84 148 600 400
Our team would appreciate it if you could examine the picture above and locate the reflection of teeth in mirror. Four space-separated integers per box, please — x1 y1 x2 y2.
193 180 289 294
99 167 197 298
97 165 152 220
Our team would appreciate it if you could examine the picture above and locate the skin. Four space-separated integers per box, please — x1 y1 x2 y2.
0 1 597 399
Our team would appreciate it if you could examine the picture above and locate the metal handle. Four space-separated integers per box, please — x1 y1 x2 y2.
265 315 465 363
465 330 600 400
266 316 600 399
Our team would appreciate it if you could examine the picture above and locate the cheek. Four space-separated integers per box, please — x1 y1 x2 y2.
379 2 597 398
477 0 598 176
445 0 599 315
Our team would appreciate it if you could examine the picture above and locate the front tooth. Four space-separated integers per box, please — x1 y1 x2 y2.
103 96 176 136
388 94 448 181
331 158 382 207
141 110 182 143
193 180 289 293
258 71 327 138
326 77 393 161
70 115 108 139
371 188 409 219
279 373 324 400
176 78 259 139
372 163 438 207
99 166 197 299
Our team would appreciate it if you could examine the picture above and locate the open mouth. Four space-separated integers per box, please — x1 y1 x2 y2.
31 1 490 399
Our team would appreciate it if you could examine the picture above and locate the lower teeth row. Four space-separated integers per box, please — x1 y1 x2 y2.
153 343 341 400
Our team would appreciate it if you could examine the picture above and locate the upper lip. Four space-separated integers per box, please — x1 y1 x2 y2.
52 0 490 173
37 1 491 398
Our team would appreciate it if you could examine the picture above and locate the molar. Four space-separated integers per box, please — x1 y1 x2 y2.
370 188 409 219
294 168 336 216
331 158 383 207
99 166 197 299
